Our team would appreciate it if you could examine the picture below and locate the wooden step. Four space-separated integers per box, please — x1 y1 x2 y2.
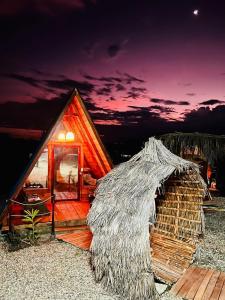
57 230 92 251
55 225 89 234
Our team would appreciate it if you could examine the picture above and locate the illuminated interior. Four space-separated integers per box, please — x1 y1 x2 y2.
54 146 79 200
25 148 48 188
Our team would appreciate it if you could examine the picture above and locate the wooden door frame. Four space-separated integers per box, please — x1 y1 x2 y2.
48 142 84 201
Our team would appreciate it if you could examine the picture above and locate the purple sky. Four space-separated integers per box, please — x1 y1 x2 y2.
1 0 225 138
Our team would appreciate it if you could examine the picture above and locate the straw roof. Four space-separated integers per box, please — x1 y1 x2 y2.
160 132 225 165
88 137 206 300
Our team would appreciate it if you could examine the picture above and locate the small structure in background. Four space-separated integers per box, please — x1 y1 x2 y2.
160 132 225 195
88 137 206 300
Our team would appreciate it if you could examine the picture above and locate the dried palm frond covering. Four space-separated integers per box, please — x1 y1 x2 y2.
88 137 206 300
160 132 225 165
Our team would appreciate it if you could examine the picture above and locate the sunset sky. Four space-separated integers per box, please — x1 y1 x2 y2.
1 0 225 140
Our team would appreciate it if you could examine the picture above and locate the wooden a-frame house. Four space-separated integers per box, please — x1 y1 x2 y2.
0 89 112 230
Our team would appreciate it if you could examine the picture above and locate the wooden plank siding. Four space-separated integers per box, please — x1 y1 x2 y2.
74 94 112 173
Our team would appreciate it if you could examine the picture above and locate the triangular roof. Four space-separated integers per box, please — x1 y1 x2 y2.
0 89 112 218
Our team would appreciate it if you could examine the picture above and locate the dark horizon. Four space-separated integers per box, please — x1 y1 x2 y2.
0 93 225 143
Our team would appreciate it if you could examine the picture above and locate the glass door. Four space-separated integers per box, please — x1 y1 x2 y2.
53 146 79 200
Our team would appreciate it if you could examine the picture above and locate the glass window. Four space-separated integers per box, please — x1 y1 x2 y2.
54 146 79 200
25 148 48 188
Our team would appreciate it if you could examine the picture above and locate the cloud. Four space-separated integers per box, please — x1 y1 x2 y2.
3 72 96 97
4 70 147 106
151 98 190 106
29 68 56 77
131 87 147 93
124 86 147 100
116 84 126 91
92 105 161 127
125 91 141 100
83 74 122 83
199 99 225 106
150 105 174 113
81 72 146 99
0 92 70 129
107 44 121 58
122 73 145 84
181 105 225 134
2 90 225 146
0 0 95 16
44 78 96 95
96 104 225 143
106 39 128 59
4 73 41 88
186 93 196 97
179 101 190 105
151 98 173 105
82 99 111 112
96 87 112 96
2 70 155 129
83 41 100 58
82 72 145 85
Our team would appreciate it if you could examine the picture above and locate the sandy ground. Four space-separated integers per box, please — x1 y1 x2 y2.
0 240 181 300
0 241 182 300
0 241 118 300
193 197 225 272
0 238 182 300
0 197 224 300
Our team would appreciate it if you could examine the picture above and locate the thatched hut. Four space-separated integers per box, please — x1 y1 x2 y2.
160 132 225 194
88 137 206 300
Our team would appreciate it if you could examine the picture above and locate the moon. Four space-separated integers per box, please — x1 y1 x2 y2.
193 9 199 16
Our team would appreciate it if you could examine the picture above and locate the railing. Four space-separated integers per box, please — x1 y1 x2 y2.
7 194 56 238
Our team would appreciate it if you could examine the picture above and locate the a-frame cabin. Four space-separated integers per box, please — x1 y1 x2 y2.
0 89 112 231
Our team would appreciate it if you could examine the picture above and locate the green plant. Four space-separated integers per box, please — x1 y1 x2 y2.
22 208 40 244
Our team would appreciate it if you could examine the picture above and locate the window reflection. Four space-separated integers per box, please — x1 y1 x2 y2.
54 146 79 200
25 148 48 188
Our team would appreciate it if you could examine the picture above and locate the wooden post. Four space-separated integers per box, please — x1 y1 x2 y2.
8 200 13 235
49 143 56 239
51 193 56 239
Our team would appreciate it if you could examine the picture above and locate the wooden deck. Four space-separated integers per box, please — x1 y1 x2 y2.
11 201 90 226
171 266 225 300
57 229 92 250
46 201 90 222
